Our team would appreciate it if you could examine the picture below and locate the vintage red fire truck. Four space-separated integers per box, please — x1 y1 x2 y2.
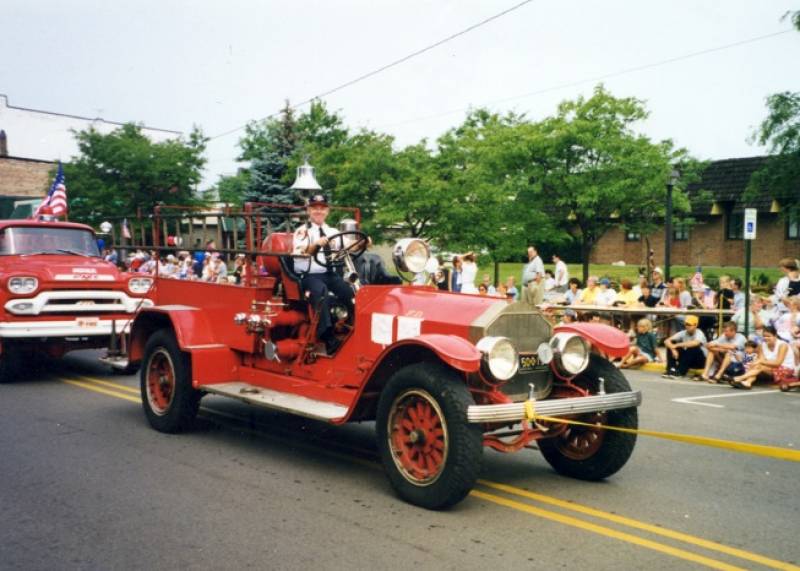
0 215 153 381
126 200 642 510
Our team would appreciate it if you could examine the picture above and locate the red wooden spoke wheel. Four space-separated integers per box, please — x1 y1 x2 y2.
145 348 176 416
387 389 449 486
549 413 606 461
538 354 638 481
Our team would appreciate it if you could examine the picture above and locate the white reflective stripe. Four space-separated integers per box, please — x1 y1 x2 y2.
0 319 133 338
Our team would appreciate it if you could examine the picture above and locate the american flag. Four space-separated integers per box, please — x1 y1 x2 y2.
32 162 68 218
122 217 132 239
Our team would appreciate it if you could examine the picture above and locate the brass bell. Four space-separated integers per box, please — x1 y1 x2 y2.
290 160 322 197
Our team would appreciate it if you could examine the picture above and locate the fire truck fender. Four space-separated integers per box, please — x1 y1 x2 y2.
129 306 239 386
553 322 630 358
387 334 482 373
347 334 481 422
129 306 219 362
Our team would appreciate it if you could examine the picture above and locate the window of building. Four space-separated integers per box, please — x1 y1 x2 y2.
673 223 690 241
726 211 744 240
788 211 800 240
624 230 640 242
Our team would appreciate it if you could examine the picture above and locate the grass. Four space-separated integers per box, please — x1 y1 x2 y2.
478 263 783 289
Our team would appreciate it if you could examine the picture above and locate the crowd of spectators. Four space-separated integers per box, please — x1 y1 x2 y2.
111 238 800 388
439 248 800 389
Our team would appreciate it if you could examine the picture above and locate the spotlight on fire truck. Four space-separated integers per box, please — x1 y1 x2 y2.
392 238 431 277
475 336 519 384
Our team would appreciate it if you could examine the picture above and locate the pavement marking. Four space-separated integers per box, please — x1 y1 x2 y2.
58 374 800 571
478 480 799 571
672 389 781 408
61 378 141 404
75 375 140 395
471 490 746 571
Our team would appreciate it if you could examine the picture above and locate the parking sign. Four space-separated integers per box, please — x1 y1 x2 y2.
744 208 757 240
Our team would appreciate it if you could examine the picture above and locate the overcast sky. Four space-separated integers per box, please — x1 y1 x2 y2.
2 0 799 188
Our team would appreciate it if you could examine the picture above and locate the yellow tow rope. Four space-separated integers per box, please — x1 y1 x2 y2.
531 413 800 463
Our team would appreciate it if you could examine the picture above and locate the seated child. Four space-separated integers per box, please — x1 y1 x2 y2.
619 318 658 369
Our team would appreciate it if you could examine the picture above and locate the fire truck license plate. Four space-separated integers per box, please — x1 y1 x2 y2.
519 354 539 372
76 317 99 328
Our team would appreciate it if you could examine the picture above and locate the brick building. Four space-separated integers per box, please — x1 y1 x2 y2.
592 156 800 268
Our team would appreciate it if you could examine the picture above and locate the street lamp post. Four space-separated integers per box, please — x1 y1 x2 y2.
663 169 680 282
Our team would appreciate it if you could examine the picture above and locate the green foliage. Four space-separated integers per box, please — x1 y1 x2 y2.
67 123 207 225
245 152 296 205
212 170 250 205
477 85 697 280
748 91 800 218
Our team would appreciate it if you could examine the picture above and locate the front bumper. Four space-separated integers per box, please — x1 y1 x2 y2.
466 390 642 424
0 318 134 339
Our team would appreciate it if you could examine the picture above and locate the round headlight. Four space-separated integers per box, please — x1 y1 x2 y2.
549 333 590 376
128 277 154 294
392 238 431 274
8 276 39 294
476 336 519 383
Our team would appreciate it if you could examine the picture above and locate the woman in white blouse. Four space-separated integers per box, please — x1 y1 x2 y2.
732 326 797 389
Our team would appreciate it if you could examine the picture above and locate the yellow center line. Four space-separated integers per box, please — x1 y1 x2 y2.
74 375 140 395
471 490 746 571
477 480 799 571
58 376 798 570
61 378 141 404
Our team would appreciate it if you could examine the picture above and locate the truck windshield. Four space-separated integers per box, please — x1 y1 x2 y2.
0 227 101 257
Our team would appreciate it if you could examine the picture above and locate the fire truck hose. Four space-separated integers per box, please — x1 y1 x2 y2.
532 414 800 463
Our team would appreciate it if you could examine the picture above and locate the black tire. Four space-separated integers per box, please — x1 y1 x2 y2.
539 353 638 481
0 347 21 384
140 329 200 433
376 362 483 510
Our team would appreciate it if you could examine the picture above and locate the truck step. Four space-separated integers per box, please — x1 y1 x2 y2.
198 382 349 422
99 355 130 370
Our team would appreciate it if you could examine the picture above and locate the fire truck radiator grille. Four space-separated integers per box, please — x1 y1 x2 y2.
485 312 552 353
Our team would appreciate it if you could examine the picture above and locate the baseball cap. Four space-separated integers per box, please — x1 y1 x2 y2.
308 194 329 207
599 278 610 286
685 315 699 326
652 267 663 275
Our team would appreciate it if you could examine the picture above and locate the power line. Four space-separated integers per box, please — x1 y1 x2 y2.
374 28 795 130
208 0 535 140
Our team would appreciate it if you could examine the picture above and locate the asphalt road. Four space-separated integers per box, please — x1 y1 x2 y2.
1 350 798 571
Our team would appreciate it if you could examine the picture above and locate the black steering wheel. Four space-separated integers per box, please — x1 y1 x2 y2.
313 231 368 268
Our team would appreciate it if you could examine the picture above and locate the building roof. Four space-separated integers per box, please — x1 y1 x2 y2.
686 156 774 215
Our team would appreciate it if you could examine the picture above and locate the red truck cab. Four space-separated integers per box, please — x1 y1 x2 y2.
0 218 153 381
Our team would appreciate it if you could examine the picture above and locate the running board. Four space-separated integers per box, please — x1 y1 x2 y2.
198 382 349 422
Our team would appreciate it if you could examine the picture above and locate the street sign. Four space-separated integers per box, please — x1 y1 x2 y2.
744 208 757 240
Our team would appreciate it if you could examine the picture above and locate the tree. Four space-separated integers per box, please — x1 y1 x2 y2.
493 85 695 281
747 12 800 218
748 91 800 217
211 170 250 205
245 152 295 205
67 123 207 225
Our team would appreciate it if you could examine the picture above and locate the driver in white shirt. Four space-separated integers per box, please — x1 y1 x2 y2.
293 194 354 353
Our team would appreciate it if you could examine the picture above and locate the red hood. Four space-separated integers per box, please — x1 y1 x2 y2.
0 255 124 284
